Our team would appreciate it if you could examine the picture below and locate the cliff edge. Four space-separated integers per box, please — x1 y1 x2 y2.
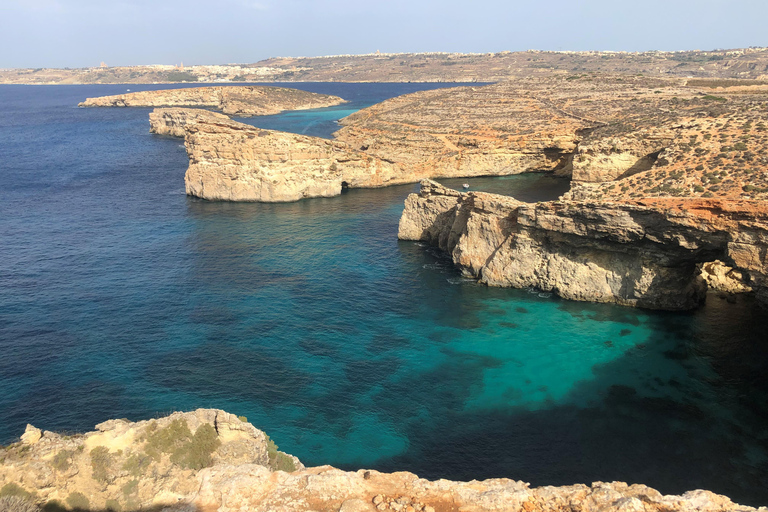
1 409 764 512
398 180 768 310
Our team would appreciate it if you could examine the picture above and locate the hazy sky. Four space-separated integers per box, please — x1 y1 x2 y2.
1 0 766 68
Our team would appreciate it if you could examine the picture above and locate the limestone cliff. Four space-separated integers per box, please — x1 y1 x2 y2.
79 86 346 117
1 410 764 512
398 180 768 310
149 108 230 137
183 117 403 202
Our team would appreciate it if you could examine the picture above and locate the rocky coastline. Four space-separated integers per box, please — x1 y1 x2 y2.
157 75 768 204
79 86 346 117
398 180 767 310
1 409 764 512
137 76 768 310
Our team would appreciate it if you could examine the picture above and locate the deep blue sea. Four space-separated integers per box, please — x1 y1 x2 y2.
1 83 767 506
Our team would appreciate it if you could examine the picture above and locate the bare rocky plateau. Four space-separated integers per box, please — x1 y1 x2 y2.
1 410 765 512
78 86 346 117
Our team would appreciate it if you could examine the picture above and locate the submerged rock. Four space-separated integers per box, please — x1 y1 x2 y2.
1 409 764 512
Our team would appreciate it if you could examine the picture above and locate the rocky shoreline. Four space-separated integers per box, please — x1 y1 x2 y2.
398 180 767 310
1 409 764 512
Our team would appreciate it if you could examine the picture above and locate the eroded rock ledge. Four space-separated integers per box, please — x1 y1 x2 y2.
181 116 407 202
79 86 346 117
398 180 768 310
1 409 764 512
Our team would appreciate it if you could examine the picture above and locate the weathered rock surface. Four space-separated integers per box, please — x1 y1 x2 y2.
79 86 346 117
135 75 768 204
0 409 301 511
183 118 401 202
398 180 768 310
1 410 764 512
149 108 230 137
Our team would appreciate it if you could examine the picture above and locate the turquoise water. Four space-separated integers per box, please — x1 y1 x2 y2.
1 83 767 506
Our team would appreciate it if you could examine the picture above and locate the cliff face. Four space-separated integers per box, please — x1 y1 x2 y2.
1 410 763 512
183 117 406 202
154 75 768 204
334 82 586 180
398 180 768 310
79 86 346 117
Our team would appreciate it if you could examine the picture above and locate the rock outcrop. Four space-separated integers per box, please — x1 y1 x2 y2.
79 86 346 117
398 180 768 310
149 108 230 137
183 117 402 202
173 75 768 203
1 410 764 512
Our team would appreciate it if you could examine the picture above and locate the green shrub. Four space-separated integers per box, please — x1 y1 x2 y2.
104 500 121 512
51 450 72 472
42 501 67 512
122 453 151 477
237 416 248 423
264 435 296 472
121 480 138 497
169 423 221 470
272 452 297 472
0 483 32 500
65 492 89 511
143 419 220 470
702 95 727 102
0 496 40 512
144 419 192 461
89 446 114 483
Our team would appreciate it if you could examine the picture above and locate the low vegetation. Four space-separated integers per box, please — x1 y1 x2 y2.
143 419 221 470
265 435 296 473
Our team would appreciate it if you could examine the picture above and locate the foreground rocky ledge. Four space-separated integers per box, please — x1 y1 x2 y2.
398 180 768 310
1 410 763 512
78 86 346 117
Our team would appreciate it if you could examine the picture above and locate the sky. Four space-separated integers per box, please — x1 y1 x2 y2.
0 0 766 68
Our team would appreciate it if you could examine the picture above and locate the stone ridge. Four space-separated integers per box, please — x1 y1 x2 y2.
78 85 346 117
181 116 403 202
1 409 764 512
398 180 768 310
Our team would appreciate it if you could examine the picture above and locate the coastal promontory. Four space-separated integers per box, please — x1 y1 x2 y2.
1 409 763 512
398 180 768 310
78 85 346 117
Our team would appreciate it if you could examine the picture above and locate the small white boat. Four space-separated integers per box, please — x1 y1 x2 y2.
462 183 470 189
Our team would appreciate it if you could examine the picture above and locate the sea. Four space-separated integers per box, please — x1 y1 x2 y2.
1 82 767 506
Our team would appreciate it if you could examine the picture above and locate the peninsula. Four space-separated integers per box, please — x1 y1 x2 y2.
78 85 346 117
1 410 762 512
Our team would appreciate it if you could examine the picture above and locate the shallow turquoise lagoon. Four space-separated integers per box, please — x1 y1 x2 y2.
0 83 766 506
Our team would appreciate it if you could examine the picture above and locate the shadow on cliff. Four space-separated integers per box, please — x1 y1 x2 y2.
355 293 768 507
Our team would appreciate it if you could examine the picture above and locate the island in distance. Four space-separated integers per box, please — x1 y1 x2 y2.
78 85 346 117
